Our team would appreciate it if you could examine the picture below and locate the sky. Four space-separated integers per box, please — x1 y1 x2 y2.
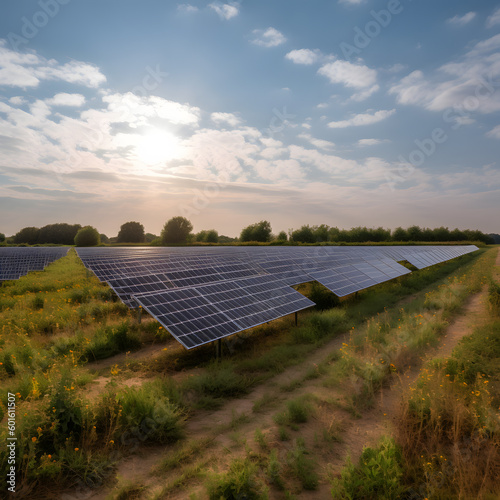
0 0 499 238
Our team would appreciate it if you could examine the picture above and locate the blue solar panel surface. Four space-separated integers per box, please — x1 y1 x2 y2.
76 245 478 349
0 247 69 281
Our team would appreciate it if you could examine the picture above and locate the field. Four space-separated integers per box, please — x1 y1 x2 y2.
1 247 499 499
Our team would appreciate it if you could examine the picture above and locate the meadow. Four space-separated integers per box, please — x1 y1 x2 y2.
0 247 498 499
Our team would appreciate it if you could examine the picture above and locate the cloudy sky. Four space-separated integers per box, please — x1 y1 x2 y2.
1 0 499 238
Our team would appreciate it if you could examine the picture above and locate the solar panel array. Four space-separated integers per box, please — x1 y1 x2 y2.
76 245 478 349
0 247 69 281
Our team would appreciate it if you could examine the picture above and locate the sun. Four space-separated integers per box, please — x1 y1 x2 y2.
135 129 184 165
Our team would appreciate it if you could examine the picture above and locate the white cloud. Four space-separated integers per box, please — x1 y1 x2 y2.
285 49 320 65
177 4 199 14
327 109 395 128
387 63 407 74
389 36 500 114
338 0 365 5
350 84 379 102
254 158 306 183
251 27 286 48
103 92 200 126
486 7 500 28
209 2 239 20
0 42 106 89
358 138 387 147
486 125 500 139
9 96 25 105
301 122 312 129
318 60 377 88
298 133 335 150
46 93 85 107
210 112 242 127
447 12 476 26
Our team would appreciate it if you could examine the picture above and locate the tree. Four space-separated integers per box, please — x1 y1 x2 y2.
291 225 315 244
99 233 110 244
161 216 193 245
38 223 81 245
117 221 145 243
205 230 219 243
277 231 288 241
392 227 409 242
14 227 40 245
0 233 5 243
74 226 100 247
145 233 158 243
240 220 272 242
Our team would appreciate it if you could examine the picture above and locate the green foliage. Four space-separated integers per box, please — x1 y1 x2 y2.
309 282 340 310
117 381 184 443
186 362 252 400
277 230 288 241
331 437 404 499
38 223 81 245
74 226 100 246
288 438 318 490
82 323 141 361
117 221 145 243
291 225 315 243
488 281 500 315
0 232 6 242
240 220 272 242
161 216 193 245
267 449 284 489
14 226 40 245
206 458 266 500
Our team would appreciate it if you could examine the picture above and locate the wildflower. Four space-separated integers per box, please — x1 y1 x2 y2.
74 448 79 451
32 437 37 442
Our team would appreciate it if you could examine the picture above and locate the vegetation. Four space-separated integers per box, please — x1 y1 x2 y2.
74 226 100 246
195 229 219 243
240 220 272 242
161 216 193 245
116 221 145 243
0 241 497 498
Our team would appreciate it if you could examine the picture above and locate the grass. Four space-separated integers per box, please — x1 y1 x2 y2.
0 245 494 496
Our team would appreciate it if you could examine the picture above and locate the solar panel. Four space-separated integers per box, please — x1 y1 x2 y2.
0 247 69 281
74 245 478 349
133 275 315 349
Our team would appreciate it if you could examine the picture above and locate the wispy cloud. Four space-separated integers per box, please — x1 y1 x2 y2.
447 12 476 27
251 27 286 48
389 34 500 114
0 41 106 89
46 93 85 107
327 109 395 128
210 112 242 127
318 60 377 89
177 4 199 14
298 133 335 150
350 84 379 102
209 2 239 20
486 6 500 28
285 49 321 65
486 125 500 139
358 138 388 147
338 0 365 5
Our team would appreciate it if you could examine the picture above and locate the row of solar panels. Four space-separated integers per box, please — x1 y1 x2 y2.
0 247 70 281
76 245 478 349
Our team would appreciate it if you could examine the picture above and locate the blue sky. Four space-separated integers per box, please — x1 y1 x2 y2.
0 0 499 238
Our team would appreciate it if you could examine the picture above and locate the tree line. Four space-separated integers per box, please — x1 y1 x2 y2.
2 218 497 247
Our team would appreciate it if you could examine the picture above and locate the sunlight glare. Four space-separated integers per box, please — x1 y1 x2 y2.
135 129 184 165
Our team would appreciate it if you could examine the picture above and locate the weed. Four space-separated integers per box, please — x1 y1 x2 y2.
287 438 318 490
206 458 267 500
331 437 404 499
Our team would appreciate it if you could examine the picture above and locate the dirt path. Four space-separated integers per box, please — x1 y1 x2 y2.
75 249 498 500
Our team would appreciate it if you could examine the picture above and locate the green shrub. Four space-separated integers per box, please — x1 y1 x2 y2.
288 438 318 490
82 323 141 361
206 458 267 500
310 282 340 310
117 381 184 443
331 437 404 499
74 226 100 247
